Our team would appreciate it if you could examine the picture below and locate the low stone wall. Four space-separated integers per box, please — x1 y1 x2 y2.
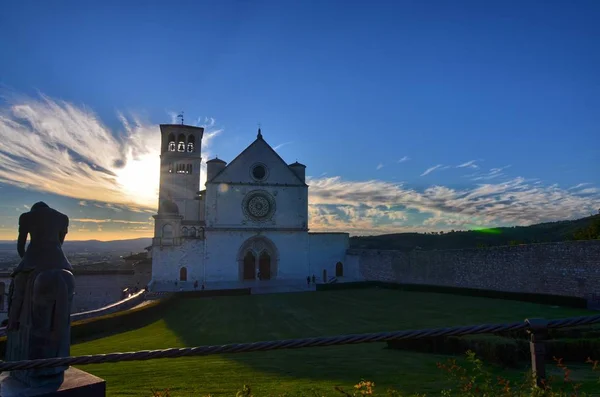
0 290 147 337
348 240 600 299
71 290 147 323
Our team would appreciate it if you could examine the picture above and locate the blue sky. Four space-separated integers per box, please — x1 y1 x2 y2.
0 0 599 240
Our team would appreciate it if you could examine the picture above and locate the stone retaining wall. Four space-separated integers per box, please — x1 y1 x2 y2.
348 240 600 299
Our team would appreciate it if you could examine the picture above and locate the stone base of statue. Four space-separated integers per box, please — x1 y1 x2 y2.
0 367 106 396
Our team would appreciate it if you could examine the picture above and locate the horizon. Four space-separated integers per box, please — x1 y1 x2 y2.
1 0 599 240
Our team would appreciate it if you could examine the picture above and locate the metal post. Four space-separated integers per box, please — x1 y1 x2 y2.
525 318 549 388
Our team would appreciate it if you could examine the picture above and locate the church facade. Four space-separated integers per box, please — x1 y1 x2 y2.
149 124 350 291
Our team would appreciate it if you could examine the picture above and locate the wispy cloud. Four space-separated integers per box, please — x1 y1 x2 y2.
457 160 479 169
0 94 222 211
273 141 293 151
467 165 511 181
2 94 598 237
569 183 591 190
420 164 444 176
306 175 600 235
397 156 410 163
376 163 384 170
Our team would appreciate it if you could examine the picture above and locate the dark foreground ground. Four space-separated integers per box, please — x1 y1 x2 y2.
72 289 598 396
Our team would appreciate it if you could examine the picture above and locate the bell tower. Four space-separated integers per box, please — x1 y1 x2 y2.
157 123 204 221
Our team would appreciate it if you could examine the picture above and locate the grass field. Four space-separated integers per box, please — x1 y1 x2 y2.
72 289 598 396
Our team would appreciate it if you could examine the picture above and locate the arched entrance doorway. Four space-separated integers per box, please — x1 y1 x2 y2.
243 251 256 280
259 251 271 280
179 267 187 281
237 236 279 281
335 262 344 277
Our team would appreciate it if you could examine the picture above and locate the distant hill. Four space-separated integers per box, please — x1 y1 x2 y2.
0 238 152 253
350 214 600 251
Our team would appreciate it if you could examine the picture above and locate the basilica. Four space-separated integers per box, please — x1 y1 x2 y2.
149 124 350 291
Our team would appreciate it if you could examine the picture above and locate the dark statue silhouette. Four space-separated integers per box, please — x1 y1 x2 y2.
4 202 75 389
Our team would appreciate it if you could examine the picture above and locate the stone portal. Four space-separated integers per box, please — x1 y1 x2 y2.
237 237 279 281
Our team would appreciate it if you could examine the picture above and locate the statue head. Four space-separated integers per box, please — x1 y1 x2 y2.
31 202 50 211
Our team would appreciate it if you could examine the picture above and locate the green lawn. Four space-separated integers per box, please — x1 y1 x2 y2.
72 289 598 396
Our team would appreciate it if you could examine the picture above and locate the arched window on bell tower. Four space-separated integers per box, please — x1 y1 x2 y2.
162 223 173 238
167 133 176 152
177 134 186 152
187 135 195 152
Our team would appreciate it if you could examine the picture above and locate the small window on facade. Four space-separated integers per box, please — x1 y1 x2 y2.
251 164 267 181
162 224 173 238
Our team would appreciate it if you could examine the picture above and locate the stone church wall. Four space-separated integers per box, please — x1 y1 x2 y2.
205 184 307 229
151 239 204 284
205 230 309 281
348 240 600 298
309 233 352 281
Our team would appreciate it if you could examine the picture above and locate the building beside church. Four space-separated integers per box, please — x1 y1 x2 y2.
148 124 351 291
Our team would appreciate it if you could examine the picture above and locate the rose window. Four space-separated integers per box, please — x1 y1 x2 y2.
242 190 276 221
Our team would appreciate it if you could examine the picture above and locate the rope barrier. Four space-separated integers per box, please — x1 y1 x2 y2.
1 314 599 372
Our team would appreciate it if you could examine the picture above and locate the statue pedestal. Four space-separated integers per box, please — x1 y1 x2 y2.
0 367 105 396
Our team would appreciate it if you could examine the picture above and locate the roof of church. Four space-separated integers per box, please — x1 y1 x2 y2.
289 161 306 168
206 128 307 186
206 157 226 164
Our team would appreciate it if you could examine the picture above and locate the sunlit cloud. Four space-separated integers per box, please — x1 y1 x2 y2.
306 175 600 235
376 163 384 170
0 94 222 211
71 218 151 225
1 94 599 238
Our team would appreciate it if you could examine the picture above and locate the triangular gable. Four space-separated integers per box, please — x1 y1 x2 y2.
208 136 306 186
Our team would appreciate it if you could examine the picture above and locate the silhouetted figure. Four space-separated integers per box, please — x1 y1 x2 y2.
312 274 316 284
5 202 75 388
194 280 198 290
306 276 310 286
201 283 205 290
257 271 262 280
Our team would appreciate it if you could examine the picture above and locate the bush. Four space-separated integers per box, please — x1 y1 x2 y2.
388 335 526 367
388 334 600 368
